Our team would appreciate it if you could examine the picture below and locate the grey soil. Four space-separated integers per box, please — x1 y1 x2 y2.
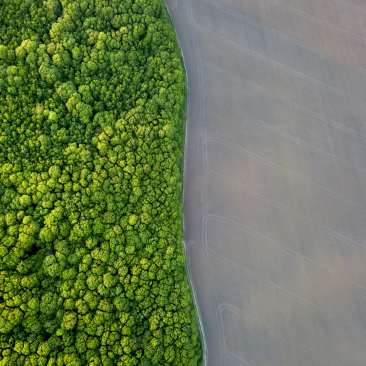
164 0 366 365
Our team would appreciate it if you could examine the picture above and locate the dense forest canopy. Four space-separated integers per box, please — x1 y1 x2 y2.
0 0 203 365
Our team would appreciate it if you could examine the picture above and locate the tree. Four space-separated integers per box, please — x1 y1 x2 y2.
0 0 202 364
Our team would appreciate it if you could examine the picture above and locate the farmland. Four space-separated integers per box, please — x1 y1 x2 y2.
167 0 366 365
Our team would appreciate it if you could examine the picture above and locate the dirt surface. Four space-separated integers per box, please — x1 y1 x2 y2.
164 0 366 365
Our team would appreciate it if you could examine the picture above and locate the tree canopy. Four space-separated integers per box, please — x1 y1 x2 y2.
0 0 203 365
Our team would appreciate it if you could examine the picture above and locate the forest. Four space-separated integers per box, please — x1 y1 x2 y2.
0 0 203 365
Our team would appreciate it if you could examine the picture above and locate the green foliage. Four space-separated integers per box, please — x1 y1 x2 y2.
0 0 202 365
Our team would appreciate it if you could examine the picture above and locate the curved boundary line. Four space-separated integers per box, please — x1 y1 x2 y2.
163 2 208 365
